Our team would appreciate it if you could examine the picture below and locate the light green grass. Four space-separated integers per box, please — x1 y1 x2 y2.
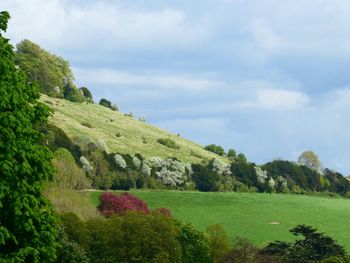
41 94 226 164
90 190 350 250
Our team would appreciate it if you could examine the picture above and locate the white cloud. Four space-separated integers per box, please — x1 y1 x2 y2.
237 88 310 110
255 89 310 110
74 68 222 92
3 0 208 50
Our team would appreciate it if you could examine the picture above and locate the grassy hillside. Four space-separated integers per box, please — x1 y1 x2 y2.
41 94 225 164
90 191 350 250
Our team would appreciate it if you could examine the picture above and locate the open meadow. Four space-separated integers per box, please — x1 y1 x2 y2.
90 191 350 250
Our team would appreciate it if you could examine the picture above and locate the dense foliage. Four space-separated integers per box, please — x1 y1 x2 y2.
59 210 213 262
204 144 225 156
14 39 84 102
0 12 58 261
99 98 118 111
98 192 149 216
263 225 348 263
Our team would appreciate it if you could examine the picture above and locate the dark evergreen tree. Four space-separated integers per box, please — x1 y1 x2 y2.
0 11 59 262
263 225 347 263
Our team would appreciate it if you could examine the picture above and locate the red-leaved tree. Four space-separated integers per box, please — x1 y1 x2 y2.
98 192 150 217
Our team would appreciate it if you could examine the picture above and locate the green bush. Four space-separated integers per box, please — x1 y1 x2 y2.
175 220 212 263
51 148 91 190
64 82 84 102
99 98 118 111
204 144 225 156
79 87 93 103
157 138 180 149
81 122 93 128
56 225 89 263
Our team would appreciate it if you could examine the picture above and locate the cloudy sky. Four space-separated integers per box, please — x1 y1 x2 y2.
3 0 350 174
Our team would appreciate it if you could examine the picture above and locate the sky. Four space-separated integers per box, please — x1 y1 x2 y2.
2 0 350 175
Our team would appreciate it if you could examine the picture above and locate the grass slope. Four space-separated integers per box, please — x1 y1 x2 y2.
90 191 350 250
41 94 225 164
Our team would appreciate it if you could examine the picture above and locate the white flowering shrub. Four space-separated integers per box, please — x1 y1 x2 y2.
185 163 193 177
267 177 275 190
157 169 184 186
80 156 93 175
210 158 231 176
143 157 162 169
255 166 268 184
114 154 127 169
156 158 187 186
141 163 152 177
133 156 141 169
276 176 288 191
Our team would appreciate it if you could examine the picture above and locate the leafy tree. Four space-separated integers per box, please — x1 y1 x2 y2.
51 148 90 190
14 39 82 101
99 98 117 110
175 221 212 263
63 81 84 102
55 225 88 263
225 237 258 263
227 149 237 160
324 169 350 195
204 144 225 156
84 212 182 262
192 163 221 192
231 159 257 189
207 224 230 263
236 153 247 163
79 87 93 103
298 150 324 174
0 11 59 261
59 212 90 252
263 225 347 263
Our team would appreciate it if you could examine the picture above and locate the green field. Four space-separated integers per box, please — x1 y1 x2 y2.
41 94 226 164
89 190 350 250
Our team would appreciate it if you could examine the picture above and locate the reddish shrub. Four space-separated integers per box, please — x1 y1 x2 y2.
155 208 172 218
98 192 149 217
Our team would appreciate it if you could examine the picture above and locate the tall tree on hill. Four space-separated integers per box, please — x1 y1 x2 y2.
14 39 84 102
298 150 324 175
0 11 59 261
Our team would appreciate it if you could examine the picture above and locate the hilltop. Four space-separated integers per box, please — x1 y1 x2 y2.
40 94 225 164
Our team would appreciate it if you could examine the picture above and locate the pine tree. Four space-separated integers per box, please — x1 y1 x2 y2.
0 11 58 262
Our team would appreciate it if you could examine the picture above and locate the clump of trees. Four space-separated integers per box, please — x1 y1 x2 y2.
14 39 87 102
57 194 212 263
99 98 118 111
205 144 225 156
263 225 348 263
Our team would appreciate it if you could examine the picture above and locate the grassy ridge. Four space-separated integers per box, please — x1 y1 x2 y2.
90 191 350 250
41 94 226 164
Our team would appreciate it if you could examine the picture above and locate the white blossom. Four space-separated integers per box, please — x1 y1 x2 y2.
255 166 268 184
133 156 141 169
141 163 152 176
114 154 127 169
211 158 231 176
268 177 275 189
80 156 93 174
